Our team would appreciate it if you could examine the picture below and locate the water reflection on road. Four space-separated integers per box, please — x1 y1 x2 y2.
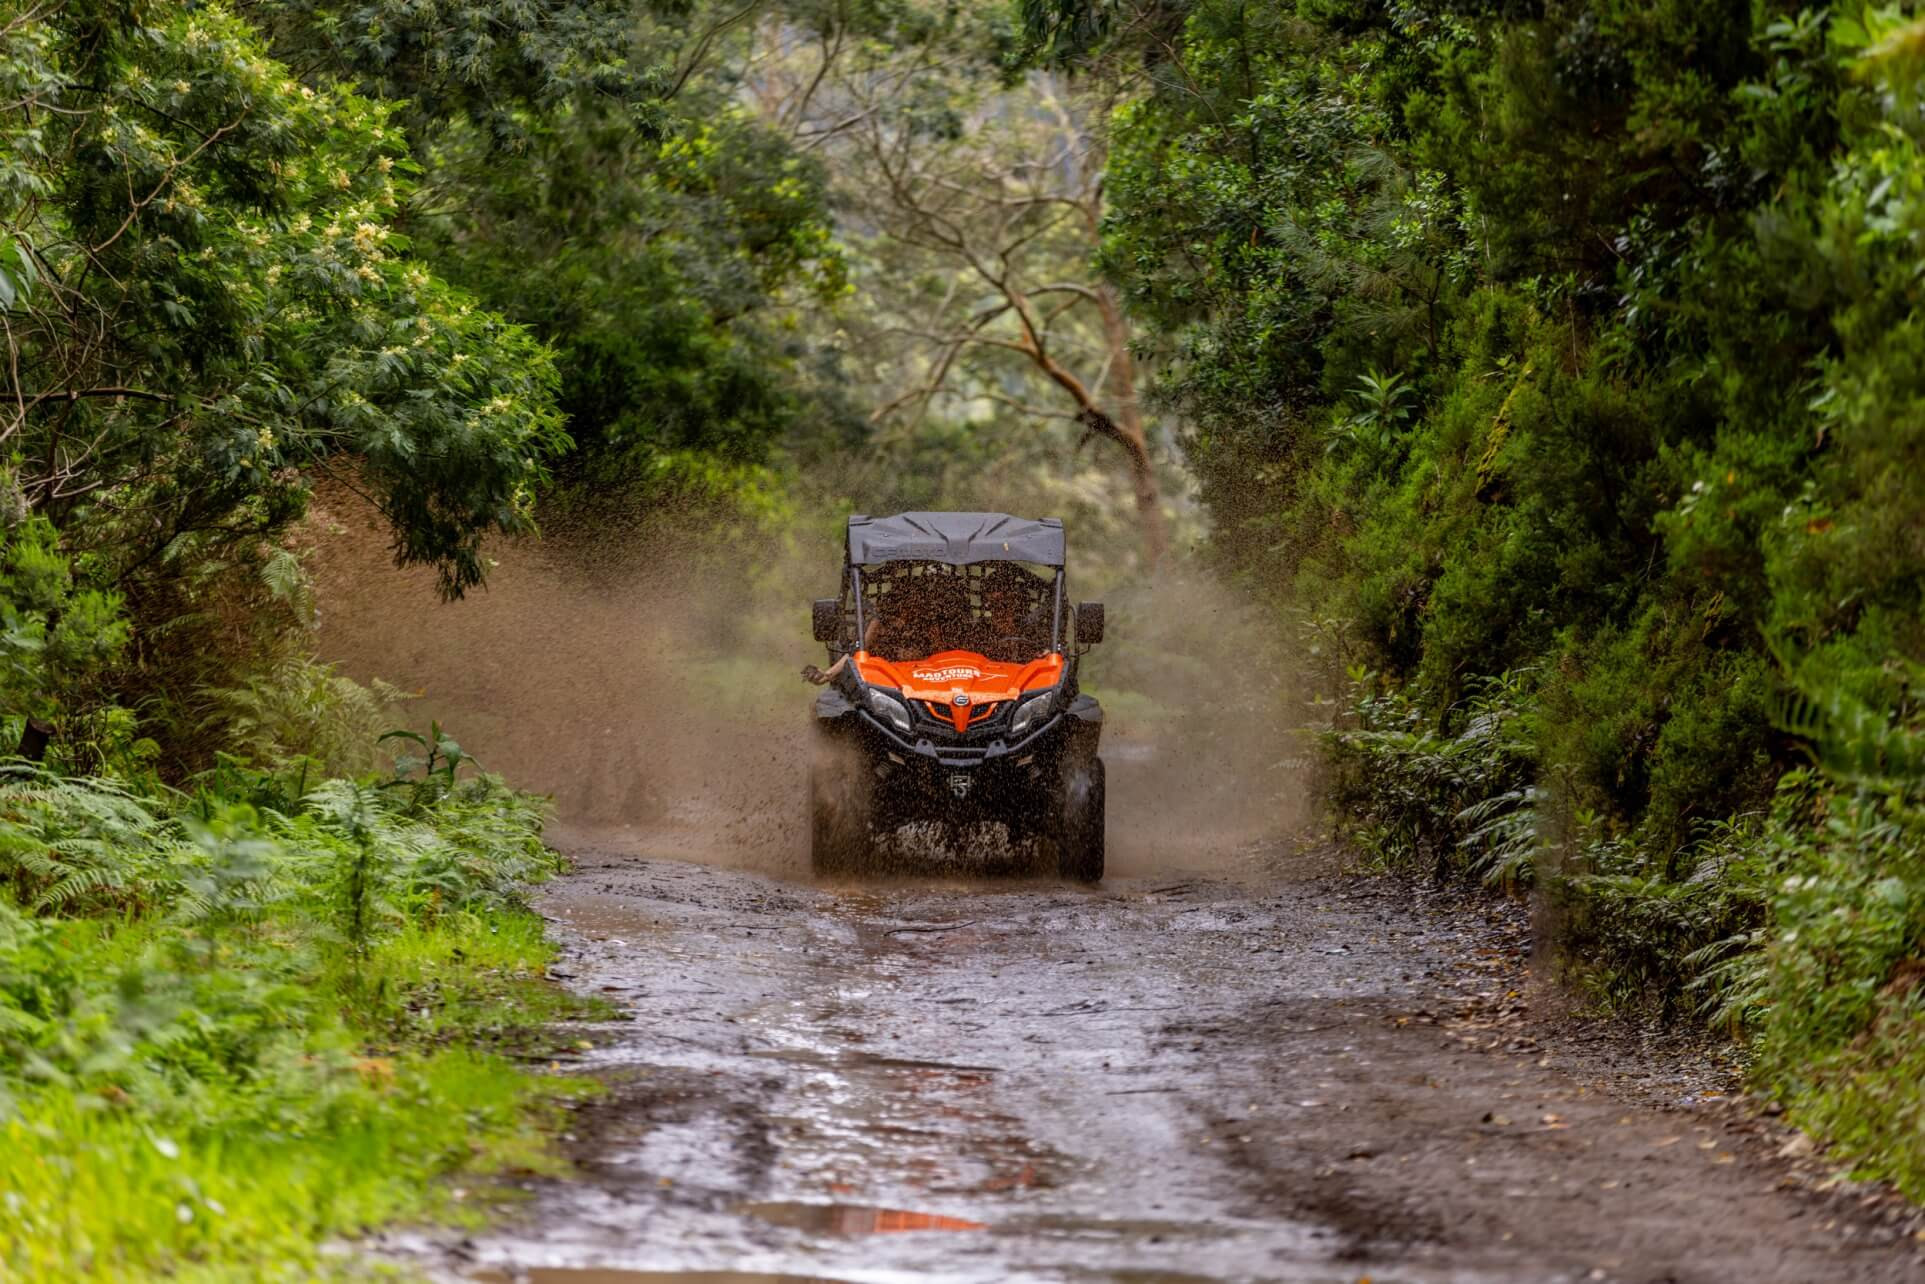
387 839 1925 1284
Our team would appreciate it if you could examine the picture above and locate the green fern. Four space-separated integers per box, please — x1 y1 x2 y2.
1456 786 1539 890
0 769 178 914
258 547 316 626
1684 929 1771 1034
199 656 409 776
1769 647 1925 790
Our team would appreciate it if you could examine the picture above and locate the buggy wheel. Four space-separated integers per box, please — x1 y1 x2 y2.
1053 755 1105 883
810 738 874 877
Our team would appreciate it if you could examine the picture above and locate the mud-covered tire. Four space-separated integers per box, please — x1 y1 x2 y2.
810 737 874 877
1052 755 1105 883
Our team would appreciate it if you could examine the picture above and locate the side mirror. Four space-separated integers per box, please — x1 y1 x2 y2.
1075 601 1105 645
812 599 841 643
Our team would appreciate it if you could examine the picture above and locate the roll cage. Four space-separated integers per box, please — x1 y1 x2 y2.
814 512 1102 662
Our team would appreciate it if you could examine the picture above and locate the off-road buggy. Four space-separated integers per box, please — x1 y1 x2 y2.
808 512 1107 880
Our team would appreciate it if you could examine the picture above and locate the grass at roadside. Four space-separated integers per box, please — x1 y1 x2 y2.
0 759 606 1280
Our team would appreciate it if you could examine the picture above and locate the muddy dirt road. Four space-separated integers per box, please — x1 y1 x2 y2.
394 836 1925 1284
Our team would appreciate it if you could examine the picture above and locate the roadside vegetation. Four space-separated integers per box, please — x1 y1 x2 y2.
1028 0 1925 1197
0 748 598 1278
0 0 826 1270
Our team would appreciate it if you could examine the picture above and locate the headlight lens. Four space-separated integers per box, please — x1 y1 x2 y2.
1009 691 1056 737
866 687 912 733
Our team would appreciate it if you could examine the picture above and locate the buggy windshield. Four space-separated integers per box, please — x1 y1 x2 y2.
858 560 1058 663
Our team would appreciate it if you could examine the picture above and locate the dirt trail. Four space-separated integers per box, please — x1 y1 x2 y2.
383 830 1925 1284
311 517 1919 1281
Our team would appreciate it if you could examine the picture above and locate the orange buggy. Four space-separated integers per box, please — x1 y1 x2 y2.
808 512 1106 880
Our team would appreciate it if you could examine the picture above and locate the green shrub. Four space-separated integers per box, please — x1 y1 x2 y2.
1323 668 1537 888
1747 684 1925 1194
1553 814 1777 1022
0 749 585 1276
1325 669 1779 1023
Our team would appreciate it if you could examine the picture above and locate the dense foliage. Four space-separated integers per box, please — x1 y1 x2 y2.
261 0 855 495
0 0 882 768
1060 0 1925 1192
0 0 866 1268
0 746 596 1276
2 0 566 596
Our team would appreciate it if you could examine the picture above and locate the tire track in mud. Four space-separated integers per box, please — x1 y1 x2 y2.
381 840 1925 1284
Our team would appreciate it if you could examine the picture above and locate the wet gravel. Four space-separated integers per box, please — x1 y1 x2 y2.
382 835 1925 1284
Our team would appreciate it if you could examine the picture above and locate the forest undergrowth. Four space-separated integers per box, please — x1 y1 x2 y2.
1322 668 1925 1197
0 730 602 1279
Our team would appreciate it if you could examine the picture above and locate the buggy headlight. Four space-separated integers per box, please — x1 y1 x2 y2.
866 687 912 733
1009 691 1056 737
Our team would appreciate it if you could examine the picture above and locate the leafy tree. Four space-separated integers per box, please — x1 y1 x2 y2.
414 97 850 494
746 2 1175 564
256 0 656 142
261 0 858 503
0 0 570 761
0 512 128 738
1762 11 1925 710
1078 0 1873 842
1 0 566 602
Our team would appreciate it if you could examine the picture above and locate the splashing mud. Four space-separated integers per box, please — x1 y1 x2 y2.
304 489 1307 879
305 487 821 874
1082 569 1311 873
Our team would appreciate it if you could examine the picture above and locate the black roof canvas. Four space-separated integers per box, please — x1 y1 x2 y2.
846 512 1065 567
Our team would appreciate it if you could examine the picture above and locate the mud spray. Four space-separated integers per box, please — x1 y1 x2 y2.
306 489 1308 880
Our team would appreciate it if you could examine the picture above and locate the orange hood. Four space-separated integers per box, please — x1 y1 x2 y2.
854 648 1062 733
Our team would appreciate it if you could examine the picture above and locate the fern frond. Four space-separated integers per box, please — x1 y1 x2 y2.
260 547 316 625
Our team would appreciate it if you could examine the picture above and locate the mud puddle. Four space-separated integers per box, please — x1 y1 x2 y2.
383 837 1925 1284
472 1271 848 1284
740 1203 986 1234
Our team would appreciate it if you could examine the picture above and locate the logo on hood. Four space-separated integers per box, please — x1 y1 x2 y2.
911 665 981 684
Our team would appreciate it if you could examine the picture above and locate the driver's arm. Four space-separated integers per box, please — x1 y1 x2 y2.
804 653 853 685
805 609 889 683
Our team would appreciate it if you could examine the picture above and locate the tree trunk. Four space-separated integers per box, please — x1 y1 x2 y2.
17 718 52 763
1094 284 1167 570
1008 286 1168 570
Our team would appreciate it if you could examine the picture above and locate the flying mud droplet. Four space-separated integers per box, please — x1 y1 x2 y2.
304 484 823 874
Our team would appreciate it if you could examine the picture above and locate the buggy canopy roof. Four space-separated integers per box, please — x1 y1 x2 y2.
846 512 1065 567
